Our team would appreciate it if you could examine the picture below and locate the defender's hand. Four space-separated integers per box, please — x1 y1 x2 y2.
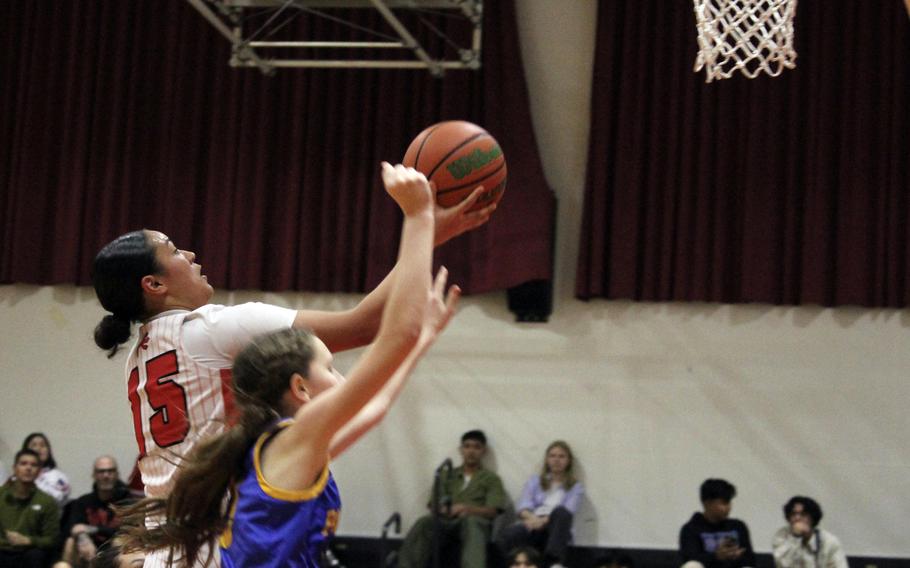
419 267 460 345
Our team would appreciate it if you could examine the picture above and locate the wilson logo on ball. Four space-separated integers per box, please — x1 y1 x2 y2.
446 145 503 180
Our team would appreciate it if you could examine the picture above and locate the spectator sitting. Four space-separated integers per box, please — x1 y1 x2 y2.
509 545 543 568
0 449 61 568
397 429 507 568
772 496 847 568
21 433 71 506
679 478 755 568
497 441 583 568
54 456 132 568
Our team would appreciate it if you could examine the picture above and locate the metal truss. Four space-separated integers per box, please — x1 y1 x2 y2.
186 0 483 76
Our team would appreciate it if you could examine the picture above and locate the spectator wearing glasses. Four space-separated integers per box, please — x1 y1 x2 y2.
54 456 132 568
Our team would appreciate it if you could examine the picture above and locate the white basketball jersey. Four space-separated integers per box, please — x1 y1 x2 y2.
125 303 296 499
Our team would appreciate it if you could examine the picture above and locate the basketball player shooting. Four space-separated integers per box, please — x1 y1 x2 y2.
113 163 458 566
91 162 492 566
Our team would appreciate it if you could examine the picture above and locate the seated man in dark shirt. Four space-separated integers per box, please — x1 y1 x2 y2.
58 456 132 568
679 478 755 568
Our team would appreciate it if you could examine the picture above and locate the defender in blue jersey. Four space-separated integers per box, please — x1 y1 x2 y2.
114 163 461 567
219 420 342 567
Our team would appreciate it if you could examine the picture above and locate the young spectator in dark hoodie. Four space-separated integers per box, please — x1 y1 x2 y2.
679 478 755 568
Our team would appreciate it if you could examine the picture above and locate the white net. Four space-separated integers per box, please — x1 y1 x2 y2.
693 0 798 82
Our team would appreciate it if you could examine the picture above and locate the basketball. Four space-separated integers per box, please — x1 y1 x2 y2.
402 120 507 211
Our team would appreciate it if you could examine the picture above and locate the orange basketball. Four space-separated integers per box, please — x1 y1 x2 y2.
402 120 507 211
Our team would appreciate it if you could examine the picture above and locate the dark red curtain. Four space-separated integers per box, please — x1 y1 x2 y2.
0 1 554 294
576 0 910 307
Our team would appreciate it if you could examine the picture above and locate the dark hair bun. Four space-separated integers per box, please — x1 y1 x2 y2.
94 314 133 356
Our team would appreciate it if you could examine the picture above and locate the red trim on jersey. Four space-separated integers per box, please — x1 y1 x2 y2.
127 367 147 458
126 458 145 497
221 368 237 426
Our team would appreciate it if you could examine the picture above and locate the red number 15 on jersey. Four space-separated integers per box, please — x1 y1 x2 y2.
128 350 190 456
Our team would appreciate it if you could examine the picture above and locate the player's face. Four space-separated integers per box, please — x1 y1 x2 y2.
703 498 732 523
146 230 213 310
14 454 40 483
545 445 570 475
305 337 345 398
26 436 49 465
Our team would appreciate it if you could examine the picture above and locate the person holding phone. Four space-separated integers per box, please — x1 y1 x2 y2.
679 479 755 568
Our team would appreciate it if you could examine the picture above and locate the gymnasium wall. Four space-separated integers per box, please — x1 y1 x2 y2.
0 1 907 559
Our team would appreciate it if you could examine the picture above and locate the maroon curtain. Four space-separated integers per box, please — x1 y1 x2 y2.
576 0 910 307
0 1 554 294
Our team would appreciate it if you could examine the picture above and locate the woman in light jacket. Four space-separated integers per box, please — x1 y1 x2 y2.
497 441 583 568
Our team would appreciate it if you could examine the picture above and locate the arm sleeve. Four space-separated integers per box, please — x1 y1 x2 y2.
772 527 804 568
484 474 508 511
183 303 297 365
680 522 714 567
33 501 61 550
562 481 584 514
64 499 88 535
516 476 537 513
824 533 849 568
737 522 756 567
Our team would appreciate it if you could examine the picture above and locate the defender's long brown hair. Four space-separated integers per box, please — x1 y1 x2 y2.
117 328 316 565
538 440 577 491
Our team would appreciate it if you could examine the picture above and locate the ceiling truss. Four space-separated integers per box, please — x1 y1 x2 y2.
186 0 483 76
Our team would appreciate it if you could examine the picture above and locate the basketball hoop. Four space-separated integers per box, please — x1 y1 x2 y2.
693 0 798 82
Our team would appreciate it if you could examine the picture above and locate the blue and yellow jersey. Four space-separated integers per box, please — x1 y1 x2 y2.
220 420 341 567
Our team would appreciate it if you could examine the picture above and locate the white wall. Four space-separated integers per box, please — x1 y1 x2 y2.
1 0 908 559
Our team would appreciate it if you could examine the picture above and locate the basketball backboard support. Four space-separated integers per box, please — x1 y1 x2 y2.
185 0 483 76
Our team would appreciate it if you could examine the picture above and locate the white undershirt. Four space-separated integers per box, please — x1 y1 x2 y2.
534 482 566 516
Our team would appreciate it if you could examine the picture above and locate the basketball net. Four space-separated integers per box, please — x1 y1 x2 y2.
693 0 798 82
